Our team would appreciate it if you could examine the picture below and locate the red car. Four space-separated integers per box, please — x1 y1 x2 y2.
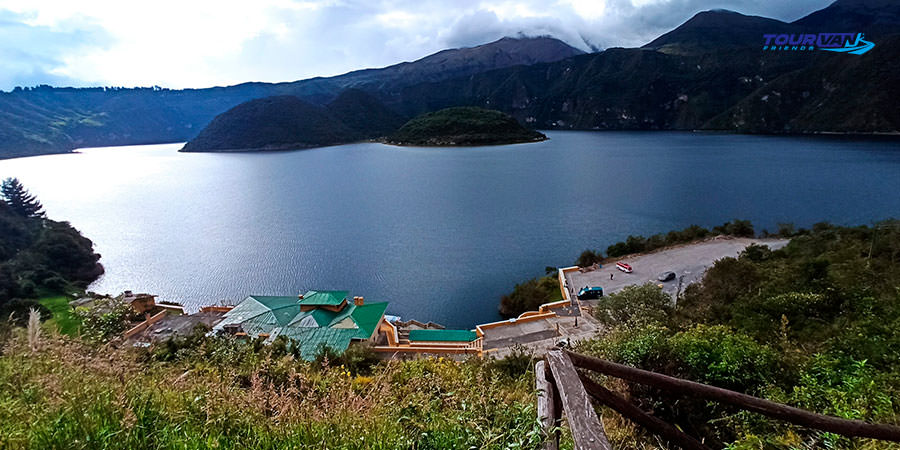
616 262 633 273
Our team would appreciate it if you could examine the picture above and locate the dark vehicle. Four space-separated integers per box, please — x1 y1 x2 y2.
577 286 604 300
658 271 676 282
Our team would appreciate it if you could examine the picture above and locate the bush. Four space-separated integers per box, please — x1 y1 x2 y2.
575 249 603 267
76 297 136 342
593 283 674 328
669 325 780 392
488 346 535 380
0 298 50 326
713 219 755 237
498 275 560 317
606 224 714 258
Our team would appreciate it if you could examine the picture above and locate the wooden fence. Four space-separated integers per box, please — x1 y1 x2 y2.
536 349 900 450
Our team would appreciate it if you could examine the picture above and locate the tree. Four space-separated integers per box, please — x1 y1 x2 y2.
575 249 603 267
499 275 560 317
1 178 44 219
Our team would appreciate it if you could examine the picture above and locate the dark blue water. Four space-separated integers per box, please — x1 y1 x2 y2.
2 131 900 327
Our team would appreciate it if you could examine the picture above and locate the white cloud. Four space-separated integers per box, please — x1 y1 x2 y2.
0 0 835 90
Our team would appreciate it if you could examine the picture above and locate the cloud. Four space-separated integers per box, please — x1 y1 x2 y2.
0 0 835 91
0 10 111 89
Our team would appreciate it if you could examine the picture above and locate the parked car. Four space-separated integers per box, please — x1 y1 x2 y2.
658 271 676 282
615 262 633 273
577 286 604 300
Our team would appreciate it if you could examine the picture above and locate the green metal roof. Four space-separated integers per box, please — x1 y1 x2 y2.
408 329 477 342
247 296 302 326
350 302 388 340
299 290 348 306
277 328 358 361
220 293 389 360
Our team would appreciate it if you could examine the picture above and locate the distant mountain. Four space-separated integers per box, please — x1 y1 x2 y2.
181 89 406 152
3 0 900 159
387 107 546 146
793 0 900 33
705 34 900 133
643 10 796 55
387 0 900 134
0 36 583 159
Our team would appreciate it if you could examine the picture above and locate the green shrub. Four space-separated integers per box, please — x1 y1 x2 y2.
593 283 674 328
575 249 603 267
498 275 560 318
669 325 780 393
76 297 136 343
488 345 536 380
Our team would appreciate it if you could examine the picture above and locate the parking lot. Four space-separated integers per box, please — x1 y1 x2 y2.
565 237 789 302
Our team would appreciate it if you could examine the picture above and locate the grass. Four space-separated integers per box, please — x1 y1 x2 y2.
37 295 81 336
0 331 559 449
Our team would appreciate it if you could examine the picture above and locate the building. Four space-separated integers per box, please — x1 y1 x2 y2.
213 290 388 360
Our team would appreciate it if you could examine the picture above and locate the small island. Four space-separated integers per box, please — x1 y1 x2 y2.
386 107 546 146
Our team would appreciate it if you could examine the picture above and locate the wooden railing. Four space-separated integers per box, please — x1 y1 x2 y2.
537 350 900 450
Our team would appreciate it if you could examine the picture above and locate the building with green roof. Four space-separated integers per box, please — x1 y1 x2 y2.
214 291 388 361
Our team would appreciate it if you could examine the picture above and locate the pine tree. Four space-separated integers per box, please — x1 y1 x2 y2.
1 178 44 219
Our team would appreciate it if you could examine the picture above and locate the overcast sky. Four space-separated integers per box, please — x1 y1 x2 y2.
1 0 834 91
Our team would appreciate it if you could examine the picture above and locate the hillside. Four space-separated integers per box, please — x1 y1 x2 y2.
0 37 583 159
3 0 900 159
643 10 797 55
182 89 406 152
0 178 103 320
180 96 351 152
387 107 546 146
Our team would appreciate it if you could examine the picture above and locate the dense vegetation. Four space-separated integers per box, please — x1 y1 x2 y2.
387 107 546 146
498 274 561 318
0 327 548 449
0 178 103 321
181 90 405 152
578 221 900 448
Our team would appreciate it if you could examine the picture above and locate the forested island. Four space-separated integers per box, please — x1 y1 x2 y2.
386 107 546 146
180 90 405 152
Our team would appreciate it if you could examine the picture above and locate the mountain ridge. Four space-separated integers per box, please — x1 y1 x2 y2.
2 0 900 159
0 36 584 158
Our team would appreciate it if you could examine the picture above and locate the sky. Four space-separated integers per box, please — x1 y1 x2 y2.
1 0 835 91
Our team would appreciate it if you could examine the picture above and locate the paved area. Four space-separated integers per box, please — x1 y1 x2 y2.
483 312 601 358
565 237 788 302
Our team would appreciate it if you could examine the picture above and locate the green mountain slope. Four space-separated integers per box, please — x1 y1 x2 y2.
0 37 583 159
181 89 406 152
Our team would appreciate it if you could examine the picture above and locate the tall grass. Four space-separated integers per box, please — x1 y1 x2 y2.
0 331 555 449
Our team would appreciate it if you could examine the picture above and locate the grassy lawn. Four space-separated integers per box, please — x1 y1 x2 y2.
37 295 80 335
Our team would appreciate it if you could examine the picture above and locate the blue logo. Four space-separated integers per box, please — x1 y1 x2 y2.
762 33 875 55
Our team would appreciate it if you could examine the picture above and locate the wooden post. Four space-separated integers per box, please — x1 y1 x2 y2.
546 350 613 450
578 373 711 450
566 351 900 443
536 361 559 450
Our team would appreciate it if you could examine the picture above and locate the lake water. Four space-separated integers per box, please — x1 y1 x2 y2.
2 131 900 327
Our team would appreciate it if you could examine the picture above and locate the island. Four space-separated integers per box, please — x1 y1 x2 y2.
180 90 404 153
385 107 547 146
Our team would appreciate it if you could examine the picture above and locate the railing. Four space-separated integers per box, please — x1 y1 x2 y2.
537 350 900 450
